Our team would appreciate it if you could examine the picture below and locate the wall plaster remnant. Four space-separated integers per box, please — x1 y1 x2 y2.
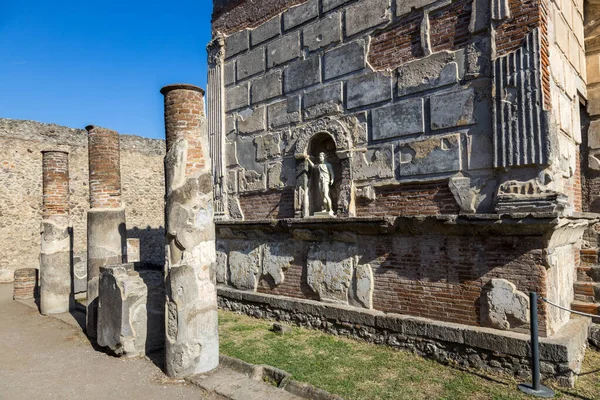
485 279 530 330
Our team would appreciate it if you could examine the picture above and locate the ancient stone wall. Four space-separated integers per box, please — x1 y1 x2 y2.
0 118 166 283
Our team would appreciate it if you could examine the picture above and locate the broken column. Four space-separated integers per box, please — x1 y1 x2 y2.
86 126 126 338
40 150 71 315
161 84 219 377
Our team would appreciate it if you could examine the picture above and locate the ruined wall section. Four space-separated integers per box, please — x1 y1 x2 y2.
215 0 495 220
0 118 165 283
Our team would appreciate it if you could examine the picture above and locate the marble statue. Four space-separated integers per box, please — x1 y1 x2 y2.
303 152 335 216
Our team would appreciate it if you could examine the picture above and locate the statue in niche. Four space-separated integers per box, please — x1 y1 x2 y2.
300 152 335 216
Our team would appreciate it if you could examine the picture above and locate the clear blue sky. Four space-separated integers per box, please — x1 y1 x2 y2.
0 0 213 140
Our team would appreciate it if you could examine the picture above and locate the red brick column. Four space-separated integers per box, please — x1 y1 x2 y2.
40 150 71 315
85 126 126 338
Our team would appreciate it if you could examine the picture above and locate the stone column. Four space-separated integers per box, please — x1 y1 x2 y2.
207 36 226 219
40 150 72 315
161 84 219 377
86 125 126 338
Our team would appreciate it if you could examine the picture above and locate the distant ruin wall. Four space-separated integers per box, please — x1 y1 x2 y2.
0 118 166 283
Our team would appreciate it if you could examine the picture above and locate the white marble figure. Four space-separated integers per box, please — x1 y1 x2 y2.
302 152 334 215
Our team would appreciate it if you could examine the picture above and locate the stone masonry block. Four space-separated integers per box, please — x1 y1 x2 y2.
226 83 249 112
372 99 425 140
283 0 319 31
225 30 248 59
284 56 321 93
239 170 267 193
303 12 342 52
397 134 461 176
323 41 365 80
251 16 281 47
347 72 392 109
236 47 266 80
345 0 390 37
396 0 436 16
323 0 348 12
302 82 343 120
397 52 459 96
268 97 301 128
254 133 281 161
430 88 476 130
251 70 282 104
267 32 301 68
237 106 266 134
224 61 235 86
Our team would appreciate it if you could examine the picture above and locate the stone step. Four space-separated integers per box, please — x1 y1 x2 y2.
574 294 596 303
571 300 600 316
574 282 596 297
577 266 593 282
580 248 598 264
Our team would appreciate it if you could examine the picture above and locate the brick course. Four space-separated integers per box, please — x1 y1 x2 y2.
41 151 69 218
238 188 295 220
87 126 122 209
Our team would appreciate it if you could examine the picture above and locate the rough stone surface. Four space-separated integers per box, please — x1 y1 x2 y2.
283 0 318 31
251 70 282 104
397 52 459 96
283 56 321 93
371 99 425 140
268 98 301 128
448 174 496 214
397 134 461 176
346 72 392 109
239 170 267 192
396 0 436 16
352 146 394 181
262 242 295 286
484 279 530 331
236 48 266 80
302 82 343 120
267 32 301 68
307 242 355 304
225 30 248 59
322 0 348 12
254 133 281 161
430 88 476 130
237 107 266 134
345 0 390 37
302 12 342 52
126 238 140 263
323 41 365 80
251 16 281 46
226 83 249 112
228 241 262 290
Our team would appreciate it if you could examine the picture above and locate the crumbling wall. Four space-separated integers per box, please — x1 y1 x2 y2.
0 118 165 283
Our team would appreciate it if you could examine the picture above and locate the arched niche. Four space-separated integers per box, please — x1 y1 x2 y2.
292 118 354 218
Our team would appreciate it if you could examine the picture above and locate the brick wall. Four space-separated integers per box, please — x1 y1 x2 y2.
367 11 423 70
356 182 460 217
0 118 166 282
42 151 69 217
428 0 472 52
87 126 122 209
239 189 295 220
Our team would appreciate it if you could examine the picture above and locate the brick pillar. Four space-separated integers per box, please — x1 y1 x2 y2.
85 125 126 338
161 84 219 377
40 150 72 315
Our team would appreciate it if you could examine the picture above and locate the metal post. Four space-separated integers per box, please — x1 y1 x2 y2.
517 292 554 398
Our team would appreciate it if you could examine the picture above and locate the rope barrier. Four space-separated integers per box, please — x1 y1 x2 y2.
540 297 599 319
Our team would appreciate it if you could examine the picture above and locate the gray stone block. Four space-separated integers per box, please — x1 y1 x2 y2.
323 41 365 80
251 70 282 104
397 134 461 176
351 145 395 180
267 32 301 68
239 170 267 192
303 12 342 52
323 0 348 12
225 114 236 138
397 52 459 96
224 61 235 86
302 82 343 120
236 136 265 173
254 133 281 161
225 30 248 59
345 0 390 37
268 97 301 128
371 99 425 140
430 88 476 130
251 16 281 47
236 47 266 81
284 56 320 93
283 0 318 31
347 72 392 109
396 0 435 16
237 106 266 134
226 83 249 112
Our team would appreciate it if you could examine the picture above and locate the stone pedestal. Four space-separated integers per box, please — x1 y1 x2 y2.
161 83 219 377
40 150 72 315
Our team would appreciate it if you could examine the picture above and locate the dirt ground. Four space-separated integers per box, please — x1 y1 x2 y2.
0 283 218 400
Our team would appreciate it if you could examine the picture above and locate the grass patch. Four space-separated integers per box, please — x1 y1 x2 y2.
218 310 600 400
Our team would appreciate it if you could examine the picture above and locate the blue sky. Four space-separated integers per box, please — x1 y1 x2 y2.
0 0 213 139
